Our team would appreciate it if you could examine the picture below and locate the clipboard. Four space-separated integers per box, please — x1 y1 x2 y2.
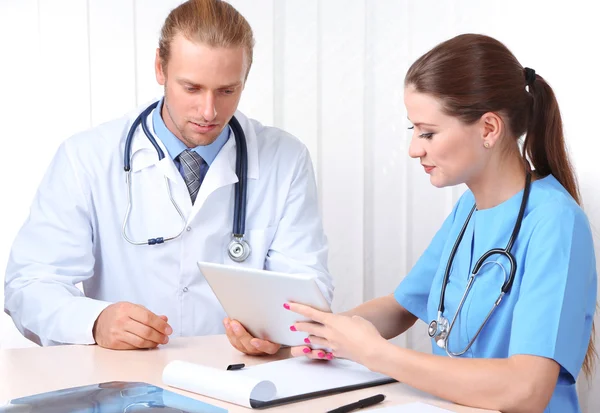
163 357 396 409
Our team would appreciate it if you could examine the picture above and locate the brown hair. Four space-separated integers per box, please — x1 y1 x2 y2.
158 0 255 78
405 33 595 377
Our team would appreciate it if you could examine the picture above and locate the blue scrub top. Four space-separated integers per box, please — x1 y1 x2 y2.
394 175 597 413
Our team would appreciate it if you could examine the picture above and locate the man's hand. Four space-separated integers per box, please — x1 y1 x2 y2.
93 302 172 350
224 318 281 355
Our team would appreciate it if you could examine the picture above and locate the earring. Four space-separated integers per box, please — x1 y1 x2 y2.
484 142 490 149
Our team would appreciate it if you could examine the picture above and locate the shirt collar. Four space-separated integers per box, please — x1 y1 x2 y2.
152 97 230 166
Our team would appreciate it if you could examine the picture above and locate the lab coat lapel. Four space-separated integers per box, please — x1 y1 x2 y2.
187 111 259 223
129 111 181 184
129 110 192 218
187 137 238 223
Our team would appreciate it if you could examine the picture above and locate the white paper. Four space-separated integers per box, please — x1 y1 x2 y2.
162 357 392 408
367 402 454 412
162 360 276 408
235 357 392 400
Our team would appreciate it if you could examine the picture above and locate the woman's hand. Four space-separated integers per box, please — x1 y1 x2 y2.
286 302 387 365
223 318 281 355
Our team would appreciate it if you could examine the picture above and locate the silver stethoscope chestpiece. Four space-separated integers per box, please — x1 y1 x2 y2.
429 315 449 349
428 320 438 338
228 237 251 262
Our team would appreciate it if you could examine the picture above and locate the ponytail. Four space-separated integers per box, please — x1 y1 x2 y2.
523 72 596 377
523 72 580 203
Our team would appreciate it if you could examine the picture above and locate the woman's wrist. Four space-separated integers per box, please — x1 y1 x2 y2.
363 337 400 373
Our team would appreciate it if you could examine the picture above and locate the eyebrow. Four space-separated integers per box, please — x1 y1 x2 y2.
177 78 242 89
407 118 438 127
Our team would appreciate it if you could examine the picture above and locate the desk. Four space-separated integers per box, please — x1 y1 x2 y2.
0 335 498 412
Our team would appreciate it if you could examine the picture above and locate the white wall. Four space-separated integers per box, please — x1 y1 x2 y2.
1 0 599 410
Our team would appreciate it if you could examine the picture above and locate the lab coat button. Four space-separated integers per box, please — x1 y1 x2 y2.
183 287 189 292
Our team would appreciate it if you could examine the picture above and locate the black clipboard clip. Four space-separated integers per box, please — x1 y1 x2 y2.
226 363 245 371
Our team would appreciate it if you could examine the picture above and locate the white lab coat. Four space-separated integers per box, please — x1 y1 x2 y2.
4 104 333 346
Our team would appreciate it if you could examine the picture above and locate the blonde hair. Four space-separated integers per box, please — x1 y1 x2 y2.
158 0 255 78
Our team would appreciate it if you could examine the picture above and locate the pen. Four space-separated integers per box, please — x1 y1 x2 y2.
326 394 385 413
226 363 245 370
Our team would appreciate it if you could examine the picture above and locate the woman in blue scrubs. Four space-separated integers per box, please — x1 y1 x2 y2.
284 34 597 413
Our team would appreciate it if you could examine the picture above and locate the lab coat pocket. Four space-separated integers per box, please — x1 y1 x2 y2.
223 225 277 268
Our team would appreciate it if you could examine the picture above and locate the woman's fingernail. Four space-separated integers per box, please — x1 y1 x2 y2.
318 352 325 358
303 347 311 354
163 336 169 344
232 324 240 333
251 341 260 348
165 326 173 335
326 353 333 360
304 337 311 344
290 326 297 332
283 303 290 310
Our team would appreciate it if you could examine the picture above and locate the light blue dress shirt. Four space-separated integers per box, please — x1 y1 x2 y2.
152 98 230 176
394 174 597 413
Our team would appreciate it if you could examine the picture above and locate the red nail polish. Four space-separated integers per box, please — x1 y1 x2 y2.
326 353 333 360
304 337 311 344
283 303 290 310
290 326 297 331
318 352 325 358
303 347 310 354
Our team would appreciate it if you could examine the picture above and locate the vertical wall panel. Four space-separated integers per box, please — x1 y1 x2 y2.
0 0 44 350
38 0 91 138
88 0 136 125
133 0 183 106
280 1 320 172
363 0 412 348
227 0 274 125
364 0 410 299
319 0 366 312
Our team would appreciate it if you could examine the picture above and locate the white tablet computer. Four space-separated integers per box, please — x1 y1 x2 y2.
197 262 331 347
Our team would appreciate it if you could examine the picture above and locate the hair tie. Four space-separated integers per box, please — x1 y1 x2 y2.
524 67 536 87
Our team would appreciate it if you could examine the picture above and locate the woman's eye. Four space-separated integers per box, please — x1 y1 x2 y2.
419 133 434 140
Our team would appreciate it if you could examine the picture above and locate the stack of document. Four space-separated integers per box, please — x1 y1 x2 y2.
163 357 395 409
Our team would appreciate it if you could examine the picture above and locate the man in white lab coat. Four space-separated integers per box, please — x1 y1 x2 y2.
4 0 332 351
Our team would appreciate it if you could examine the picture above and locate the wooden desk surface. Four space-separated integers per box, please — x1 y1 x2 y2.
0 335 498 412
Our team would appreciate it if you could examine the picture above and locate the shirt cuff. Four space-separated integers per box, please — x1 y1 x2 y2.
64 298 112 345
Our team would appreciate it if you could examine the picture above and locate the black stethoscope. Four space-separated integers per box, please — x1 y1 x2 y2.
428 172 532 356
121 100 251 262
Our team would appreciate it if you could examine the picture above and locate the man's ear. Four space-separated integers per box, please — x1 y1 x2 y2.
155 48 166 85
